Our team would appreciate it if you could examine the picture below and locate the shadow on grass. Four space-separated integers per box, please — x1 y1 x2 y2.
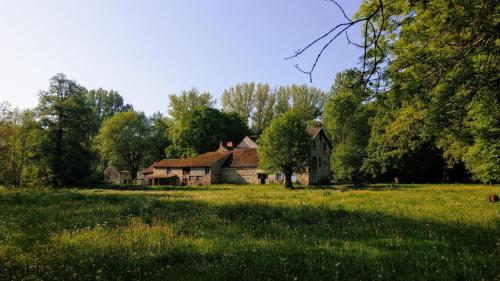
79 185 230 192
0 190 497 281
304 183 433 191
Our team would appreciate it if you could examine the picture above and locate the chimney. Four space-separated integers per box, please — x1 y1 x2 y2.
226 141 233 149
218 141 228 152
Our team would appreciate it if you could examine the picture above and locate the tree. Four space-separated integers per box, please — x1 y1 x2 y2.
97 110 150 177
291 0 499 183
37 73 94 186
289 85 327 121
251 83 275 136
463 93 500 184
222 82 276 136
168 88 215 120
222 82 256 123
165 107 248 158
86 88 133 129
0 102 12 185
323 70 373 182
146 112 171 163
0 109 41 187
258 110 311 189
273 86 291 116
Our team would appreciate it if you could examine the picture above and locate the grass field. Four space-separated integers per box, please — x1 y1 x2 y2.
0 184 498 281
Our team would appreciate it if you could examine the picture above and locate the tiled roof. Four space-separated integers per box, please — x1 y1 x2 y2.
154 150 232 168
142 164 154 174
228 148 259 168
146 174 179 179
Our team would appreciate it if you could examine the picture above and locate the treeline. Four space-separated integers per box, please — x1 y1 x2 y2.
321 0 499 185
0 77 327 187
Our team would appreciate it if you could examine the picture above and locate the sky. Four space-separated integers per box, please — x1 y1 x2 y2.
0 0 363 115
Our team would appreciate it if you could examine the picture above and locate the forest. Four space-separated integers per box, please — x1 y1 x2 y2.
0 0 498 187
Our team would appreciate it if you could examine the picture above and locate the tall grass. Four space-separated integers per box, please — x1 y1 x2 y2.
0 184 498 280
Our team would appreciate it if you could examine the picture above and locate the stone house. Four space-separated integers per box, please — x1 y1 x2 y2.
141 127 332 186
103 165 133 185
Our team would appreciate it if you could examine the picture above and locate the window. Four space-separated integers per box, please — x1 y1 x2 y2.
313 156 318 168
275 173 282 181
167 168 172 174
182 168 190 175
323 142 327 152
318 157 321 167
196 176 202 181
189 176 195 181
205 167 210 174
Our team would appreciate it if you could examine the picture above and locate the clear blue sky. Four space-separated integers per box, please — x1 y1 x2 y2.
0 0 363 115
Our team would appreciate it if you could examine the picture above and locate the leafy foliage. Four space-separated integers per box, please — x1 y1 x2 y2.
323 70 373 182
258 110 311 188
166 107 248 158
97 111 151 177
37 74 94 186
168 88 215 121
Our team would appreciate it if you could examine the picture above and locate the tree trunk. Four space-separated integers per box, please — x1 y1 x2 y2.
284 171 294 190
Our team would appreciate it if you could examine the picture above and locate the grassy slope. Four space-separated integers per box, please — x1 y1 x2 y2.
0 184 498 281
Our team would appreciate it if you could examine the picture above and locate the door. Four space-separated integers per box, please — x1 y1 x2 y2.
257 173 268 184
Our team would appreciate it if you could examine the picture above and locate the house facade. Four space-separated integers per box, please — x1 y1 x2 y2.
140 127 332 186
104 166 133 185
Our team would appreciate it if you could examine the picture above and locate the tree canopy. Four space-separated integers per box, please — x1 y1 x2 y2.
258 110 311 189
165 107 248 158
97 111 151 177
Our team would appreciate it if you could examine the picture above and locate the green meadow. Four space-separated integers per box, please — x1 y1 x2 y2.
0 184 498 281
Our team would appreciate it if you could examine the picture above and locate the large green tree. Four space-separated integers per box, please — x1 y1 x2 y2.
359 0 499 183
0 109 41 187
222 82 256 123
146 112 171 163
323 70 373 182
86 88 133 129
97 110 151 177
222 83 326 136
292 0 499 183
168 88 215 121
251 83 275 136
165 107 248 158
258 110 311 189
37 73 94 186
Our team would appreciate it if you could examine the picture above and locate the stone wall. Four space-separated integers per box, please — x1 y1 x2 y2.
221 167 283 185
221 167 260 184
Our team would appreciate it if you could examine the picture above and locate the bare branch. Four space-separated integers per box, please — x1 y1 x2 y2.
286 0 386 87
324 0 352 22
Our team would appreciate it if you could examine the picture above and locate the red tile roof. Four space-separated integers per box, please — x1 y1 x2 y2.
142 164 154 174
146 174 179 179
227 148 259 168
154 150 232 168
